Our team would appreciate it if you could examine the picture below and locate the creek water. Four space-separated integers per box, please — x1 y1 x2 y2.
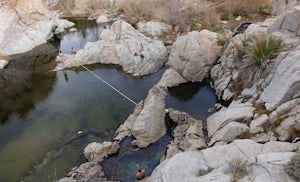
0 20 217 182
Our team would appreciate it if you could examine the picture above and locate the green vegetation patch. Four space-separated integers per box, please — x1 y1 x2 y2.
285 152 300 181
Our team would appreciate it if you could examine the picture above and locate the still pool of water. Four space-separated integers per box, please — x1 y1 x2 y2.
0 19 217 182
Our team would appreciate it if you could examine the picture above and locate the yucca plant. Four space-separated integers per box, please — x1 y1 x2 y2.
233 33 281 87
248 33 281 69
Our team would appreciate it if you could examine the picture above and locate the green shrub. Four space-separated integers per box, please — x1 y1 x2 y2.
285 152 300 181
248 34 281 68
228 158 248 182
233 33 281 87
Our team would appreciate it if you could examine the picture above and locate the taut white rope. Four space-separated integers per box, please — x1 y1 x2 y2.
79 64 138 106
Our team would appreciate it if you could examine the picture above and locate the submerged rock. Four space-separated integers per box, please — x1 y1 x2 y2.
58 162 104 182
83 141 119 162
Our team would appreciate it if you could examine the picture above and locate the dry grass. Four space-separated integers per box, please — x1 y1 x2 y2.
252 101 271 116
286 151 300 181
217 0 272 20
117 0 272 34
227 158 248 182
117 0 221 32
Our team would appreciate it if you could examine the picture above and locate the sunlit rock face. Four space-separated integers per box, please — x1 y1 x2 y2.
168 30 222 82
0 0 74 57
57 20 168 77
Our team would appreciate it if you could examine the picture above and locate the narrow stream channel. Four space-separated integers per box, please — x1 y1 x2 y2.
0 20 217 182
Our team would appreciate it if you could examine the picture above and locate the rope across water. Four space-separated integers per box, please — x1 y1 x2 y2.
79 64 138 106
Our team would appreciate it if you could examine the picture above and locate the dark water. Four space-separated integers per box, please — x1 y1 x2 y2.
0 19 217 182
166 80 217 120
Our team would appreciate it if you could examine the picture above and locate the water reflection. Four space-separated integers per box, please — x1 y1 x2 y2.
0 43 59 124
166 80 217 120
58 19 109 54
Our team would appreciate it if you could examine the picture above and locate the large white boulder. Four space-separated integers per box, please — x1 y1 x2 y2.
58 20 168 77
209 122 249 146
168 30 222 82
207 102 255 138
131 85 167 148
260 45 300 110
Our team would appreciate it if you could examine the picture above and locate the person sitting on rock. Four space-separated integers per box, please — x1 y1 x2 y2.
71 47 76 55
136 166 146 180
134 43 144 61
56 51 65 66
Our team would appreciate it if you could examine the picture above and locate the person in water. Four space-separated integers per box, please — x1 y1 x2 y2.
136 166 146 180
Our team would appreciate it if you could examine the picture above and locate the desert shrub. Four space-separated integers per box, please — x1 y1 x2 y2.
228 158 248 182
248 34 282 67
118 0 222 32
287 127 300 141
252 101 271 116
285 152 300 181
57 0 75 13
233 33 281 87
217 0 271 20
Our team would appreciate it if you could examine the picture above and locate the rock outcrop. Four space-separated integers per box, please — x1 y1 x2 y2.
58 162 104 182
272 0 300 15
260 45 300 110
0 0 74 57
57 20 168 77
148 139 299 182
168 30 222 82
83 141 119 162
157 68 187 88
164 109 206 159
131 86 167 148
207 102 254 138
